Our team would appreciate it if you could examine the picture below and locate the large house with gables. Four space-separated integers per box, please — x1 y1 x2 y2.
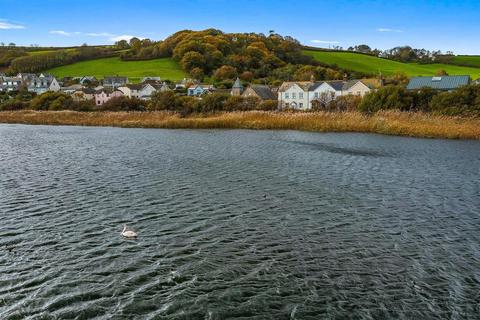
278 80 374 110
27 74 61 94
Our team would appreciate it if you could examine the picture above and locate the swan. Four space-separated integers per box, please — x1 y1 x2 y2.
122 224 138 238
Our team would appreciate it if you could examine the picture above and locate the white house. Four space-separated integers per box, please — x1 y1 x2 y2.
278 80 374 110
139 83 171 99
117 84 142 98
27 74 60 94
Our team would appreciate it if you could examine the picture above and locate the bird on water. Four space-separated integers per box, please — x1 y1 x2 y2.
121 224 138 238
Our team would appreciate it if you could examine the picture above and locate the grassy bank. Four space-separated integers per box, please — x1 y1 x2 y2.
46 57 186 82
0 111 479 139
303 50 480 78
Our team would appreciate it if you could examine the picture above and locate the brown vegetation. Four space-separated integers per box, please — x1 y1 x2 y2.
0 110 479 139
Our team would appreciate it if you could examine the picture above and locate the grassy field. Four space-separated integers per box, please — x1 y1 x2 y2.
304 50 480 78
450 55 480 69
46 57 186 82
0 111 479 140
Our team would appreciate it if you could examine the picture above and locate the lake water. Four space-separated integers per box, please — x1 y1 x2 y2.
1 125 480 319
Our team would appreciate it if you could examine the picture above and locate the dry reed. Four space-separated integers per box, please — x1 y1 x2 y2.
0 110 479 139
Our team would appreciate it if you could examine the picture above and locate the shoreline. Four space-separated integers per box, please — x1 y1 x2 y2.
0 110 479 140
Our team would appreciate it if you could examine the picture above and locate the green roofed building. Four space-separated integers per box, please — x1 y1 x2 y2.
407 75 470 91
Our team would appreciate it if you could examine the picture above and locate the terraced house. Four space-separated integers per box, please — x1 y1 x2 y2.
278 80 374 110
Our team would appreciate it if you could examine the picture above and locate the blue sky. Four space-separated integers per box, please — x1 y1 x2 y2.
1 0 479 54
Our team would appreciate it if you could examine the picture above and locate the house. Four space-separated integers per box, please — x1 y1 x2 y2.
231 77 244 96
175 78 197 90
79 76 98 85
406 75 470 91
94 89 124 105
118 84 143 98
278 80 374 110
103 76 128 89
277 81 313 110
72 88 96 101
242 85 277 100
61 84 84 94
139 83 171 100
141 76 161 83
0 76 23 92
187 84 214 96
27 74 60 94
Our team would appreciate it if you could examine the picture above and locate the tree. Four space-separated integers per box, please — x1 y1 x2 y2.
115 40 130 50
213 65 237 80
435 69 449 76
180 51 206 71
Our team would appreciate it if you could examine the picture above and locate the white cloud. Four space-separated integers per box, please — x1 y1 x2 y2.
377 28 403 33
311 40 340 44
109 34 145 42
85 32 114 37
48 30 144 42
50 30 72 36
0 21 25 30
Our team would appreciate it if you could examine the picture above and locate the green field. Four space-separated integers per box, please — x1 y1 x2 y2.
46 56 186 82
304 50 480 78
450 55 480 68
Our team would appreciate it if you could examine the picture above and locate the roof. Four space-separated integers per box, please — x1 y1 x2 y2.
278 81 312 92
247 85 276 100
407 75 470 90
103 76 128 82
232 77 243 89
124 84 143 90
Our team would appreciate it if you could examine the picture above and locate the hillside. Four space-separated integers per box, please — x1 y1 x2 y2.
46 57 186 82
449 55 480 68
304 50 480 78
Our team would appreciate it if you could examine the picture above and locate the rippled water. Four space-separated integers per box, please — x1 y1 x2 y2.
1 125 480 319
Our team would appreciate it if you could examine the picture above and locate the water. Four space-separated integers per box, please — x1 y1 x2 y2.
1 125 480 319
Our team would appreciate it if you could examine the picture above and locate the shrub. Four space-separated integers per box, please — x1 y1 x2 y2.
99 97 146 112
358 85 413 113
429 85 480 117
0 100 29 111
30 92 73 111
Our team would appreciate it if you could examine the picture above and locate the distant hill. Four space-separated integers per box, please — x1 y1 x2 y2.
304 49 480 78
46 56 186 82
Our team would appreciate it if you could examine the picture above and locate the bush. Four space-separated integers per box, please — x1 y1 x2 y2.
358 85 413 113
148 91 179 111
0 100 29 111
30 92 73 111
429 85 480 116
98 97 146 112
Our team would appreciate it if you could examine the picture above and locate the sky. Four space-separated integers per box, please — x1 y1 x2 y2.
1 0 479 54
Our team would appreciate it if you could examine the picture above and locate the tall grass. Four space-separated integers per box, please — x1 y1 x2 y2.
0 110 479 139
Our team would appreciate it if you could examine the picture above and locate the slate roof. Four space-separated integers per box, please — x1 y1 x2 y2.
407 75 470 90
248 85 276 100
124 84 143 90
232 77 243 89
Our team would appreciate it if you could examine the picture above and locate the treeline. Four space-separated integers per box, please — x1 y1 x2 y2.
0 48 27 68
359 84 480 116
116 29 359 83
8 45 116 73
0 91 277 115
3 84 480 117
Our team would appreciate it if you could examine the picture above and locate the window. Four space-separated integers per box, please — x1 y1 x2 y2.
314 92 319 98
285 93 289 99
292 92 296 99
299 92 304 99
357 91 361 95
299 103 303 108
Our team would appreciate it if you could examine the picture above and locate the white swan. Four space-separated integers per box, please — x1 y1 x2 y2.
122 224 138 238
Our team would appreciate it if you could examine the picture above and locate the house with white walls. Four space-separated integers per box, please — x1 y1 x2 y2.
278 80 375 110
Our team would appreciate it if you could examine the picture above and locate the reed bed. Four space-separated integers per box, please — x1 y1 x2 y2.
0 110 479 139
